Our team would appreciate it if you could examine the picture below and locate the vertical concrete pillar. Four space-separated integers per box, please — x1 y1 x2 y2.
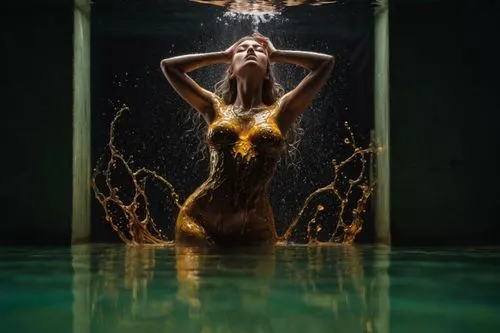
374 0 391 245
72 0 91 244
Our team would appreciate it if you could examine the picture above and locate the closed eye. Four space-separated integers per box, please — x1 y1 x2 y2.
237 44 264 52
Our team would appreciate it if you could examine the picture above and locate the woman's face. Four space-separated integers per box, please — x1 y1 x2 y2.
231 39 268 79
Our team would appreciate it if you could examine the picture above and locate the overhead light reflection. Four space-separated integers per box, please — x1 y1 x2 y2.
189 0 338 14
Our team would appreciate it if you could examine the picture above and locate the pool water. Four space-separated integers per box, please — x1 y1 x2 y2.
1 245 499 333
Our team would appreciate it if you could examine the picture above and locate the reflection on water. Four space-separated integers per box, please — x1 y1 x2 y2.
3 247 498 333
74 245 390 333
190 0 338 13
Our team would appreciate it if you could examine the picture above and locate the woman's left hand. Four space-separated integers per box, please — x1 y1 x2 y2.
252 32 277 57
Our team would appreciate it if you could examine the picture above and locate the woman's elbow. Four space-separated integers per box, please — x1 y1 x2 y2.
317 55 335 73
160 59 177 77
160 59 170 72
326 55 335 67
324 55 335 74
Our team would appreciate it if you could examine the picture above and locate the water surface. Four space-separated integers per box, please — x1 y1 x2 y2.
1 245 499 332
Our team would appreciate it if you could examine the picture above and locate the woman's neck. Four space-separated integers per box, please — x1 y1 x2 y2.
234 77 264 110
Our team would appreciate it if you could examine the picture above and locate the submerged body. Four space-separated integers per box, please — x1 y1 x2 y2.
177 98 284 246
161 33 334 247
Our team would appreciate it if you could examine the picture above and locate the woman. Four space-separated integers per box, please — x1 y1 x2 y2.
160 33 334 247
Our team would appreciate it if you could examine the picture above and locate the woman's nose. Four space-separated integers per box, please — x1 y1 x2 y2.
247 47 256 54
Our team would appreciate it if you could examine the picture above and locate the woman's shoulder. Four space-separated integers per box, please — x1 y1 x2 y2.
211 93 226 109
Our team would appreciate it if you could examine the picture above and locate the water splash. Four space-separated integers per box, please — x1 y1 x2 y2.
216 8 284 32
92 104 179 246
93 105 379 246
279 121 379 245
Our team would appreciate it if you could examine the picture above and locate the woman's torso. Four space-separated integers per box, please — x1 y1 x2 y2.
179 97 286 242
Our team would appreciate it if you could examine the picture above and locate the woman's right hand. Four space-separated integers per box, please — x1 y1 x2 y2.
252 32 277 57
224 40 240 60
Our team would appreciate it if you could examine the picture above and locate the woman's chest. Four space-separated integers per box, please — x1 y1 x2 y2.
207 109 284 148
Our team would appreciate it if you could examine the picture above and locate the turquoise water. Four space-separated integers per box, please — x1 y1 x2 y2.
1 245 499 333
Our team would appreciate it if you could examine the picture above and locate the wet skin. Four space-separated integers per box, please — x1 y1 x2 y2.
161 35 335 247
176 98 284 247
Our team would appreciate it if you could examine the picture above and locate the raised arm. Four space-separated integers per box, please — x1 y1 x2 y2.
160 49 232 122
253 33 335 129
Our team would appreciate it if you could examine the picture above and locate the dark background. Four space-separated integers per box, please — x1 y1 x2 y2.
2 0 500 246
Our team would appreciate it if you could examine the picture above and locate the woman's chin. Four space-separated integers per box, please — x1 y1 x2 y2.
237 63 265 77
